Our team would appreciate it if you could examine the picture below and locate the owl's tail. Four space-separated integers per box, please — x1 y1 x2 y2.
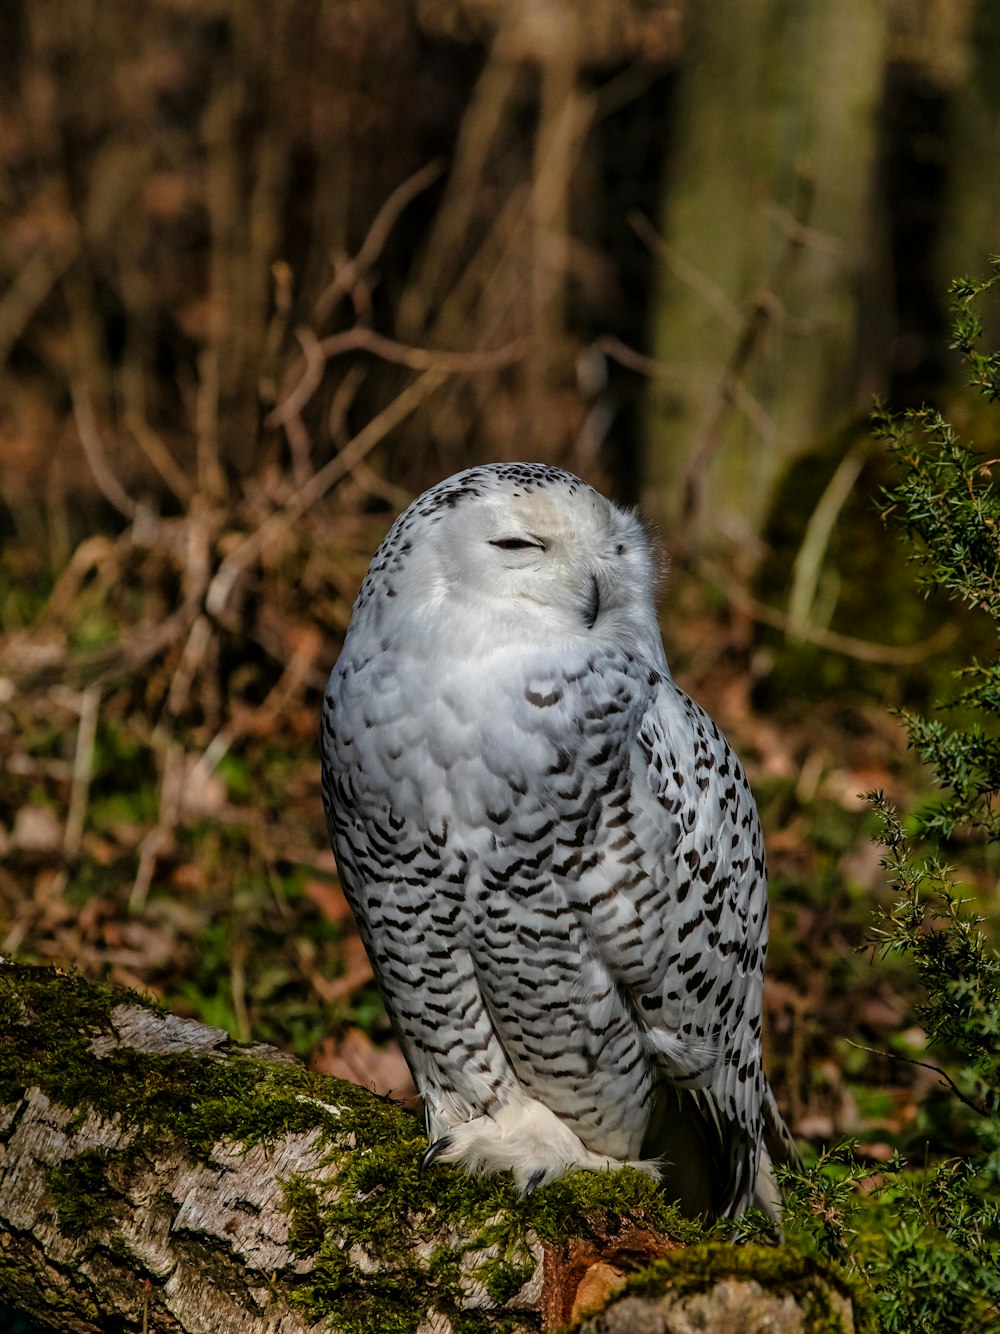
644 1079 797 1223
753 1080 800 1217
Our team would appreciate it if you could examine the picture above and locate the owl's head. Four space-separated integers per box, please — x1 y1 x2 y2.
350 464 666 666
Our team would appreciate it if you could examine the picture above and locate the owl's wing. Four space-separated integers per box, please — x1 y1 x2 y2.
569 673 771 1216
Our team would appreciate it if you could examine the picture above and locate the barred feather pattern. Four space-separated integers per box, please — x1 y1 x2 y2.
320 463 783 1219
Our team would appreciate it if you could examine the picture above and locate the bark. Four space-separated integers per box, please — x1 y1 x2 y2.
0 963 860 1333
644 0 888 547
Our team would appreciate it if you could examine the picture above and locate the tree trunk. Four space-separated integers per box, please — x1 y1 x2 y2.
0 963 860 1333
643 0 887 549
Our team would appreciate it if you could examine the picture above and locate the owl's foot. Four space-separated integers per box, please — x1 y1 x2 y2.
423 1092 659 1194
420 1136 453 1172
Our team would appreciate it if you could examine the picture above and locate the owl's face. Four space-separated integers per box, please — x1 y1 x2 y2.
354 466 666 666
438 482 657 639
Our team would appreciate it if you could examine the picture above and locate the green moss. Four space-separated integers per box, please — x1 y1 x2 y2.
282 1175 326 1255
0 963 368 1161
280 1135 714 1334
607 1242 877 1334
477 1256 535 1306
47 1147 122 1238
522 1168 707 1248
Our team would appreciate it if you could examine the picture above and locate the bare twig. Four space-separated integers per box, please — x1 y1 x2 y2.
0 241 78 369
267 328 527 429
592 336 781 448
845 1040 988 1119
705 562 959 666
629 213 742 331
327 359 368 447
529 11 582 412
130 742 185 914
319 329 529 374
396 52 521 340
788 444 869 635
180 625 322 836
314 160 446 328
124 409 196 506
230 937 251 1043
268 324 328 432
207 367 450 619
194 346 227 502
166 614 215 718
71 382 139 522
765 201 842 258
346 459 413 511
261 259 295 399
0 595 203 687
284 326 325 485
63 682 101 859
633 178 818 543
30 535 119 627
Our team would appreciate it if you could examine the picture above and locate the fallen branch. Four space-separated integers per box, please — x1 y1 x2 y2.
0 963 865 1333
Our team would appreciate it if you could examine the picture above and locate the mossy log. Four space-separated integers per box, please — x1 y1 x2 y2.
0 964 862 1333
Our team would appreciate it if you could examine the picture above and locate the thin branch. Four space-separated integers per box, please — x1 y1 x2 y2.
787 444 869 634
592 334 706 379
266 324 328 429
632 178 818 542
71 382 139 522
845 1040 989 1119
318 329 529 374
592 336 781 447
705 562 959 666
0 240 78 369
63 682 101 859
266 329 527 429
207 368 449 619
0 596 203 686
396 53 521 339
629 212 742 331
283 326 325 485
346 459 413 511
130 743 184 914
313 160 446 327
764 200 842 258
124 409 196 506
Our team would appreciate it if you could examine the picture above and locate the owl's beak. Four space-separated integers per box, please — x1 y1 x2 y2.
583 571 601 629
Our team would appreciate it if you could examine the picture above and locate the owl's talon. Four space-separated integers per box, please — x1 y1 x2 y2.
421 1136 453 1172
523 1168 548 1197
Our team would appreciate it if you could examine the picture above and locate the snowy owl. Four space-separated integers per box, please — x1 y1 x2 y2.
321 463 790 1219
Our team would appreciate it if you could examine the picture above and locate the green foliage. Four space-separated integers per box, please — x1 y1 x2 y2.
872 803 1000 1095
783 263 1000 1331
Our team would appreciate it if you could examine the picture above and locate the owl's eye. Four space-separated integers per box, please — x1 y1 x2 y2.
490 536 545 552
